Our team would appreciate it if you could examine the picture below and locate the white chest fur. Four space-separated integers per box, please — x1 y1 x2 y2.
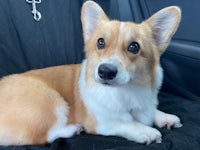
78 60 163 130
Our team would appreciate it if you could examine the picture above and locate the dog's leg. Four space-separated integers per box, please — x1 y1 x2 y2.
47 106 83 143
154 110 183 129
97 121 162 145
47 124 83 143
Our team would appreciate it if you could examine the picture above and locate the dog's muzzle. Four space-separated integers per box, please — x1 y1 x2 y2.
98 63 118 81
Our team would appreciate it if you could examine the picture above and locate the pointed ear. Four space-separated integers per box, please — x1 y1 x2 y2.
81 1 108 42
146 6 181 53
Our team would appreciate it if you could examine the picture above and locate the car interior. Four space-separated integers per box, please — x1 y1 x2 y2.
0 0 199 150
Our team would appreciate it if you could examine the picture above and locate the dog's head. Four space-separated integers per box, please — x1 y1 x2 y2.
81 1 181 88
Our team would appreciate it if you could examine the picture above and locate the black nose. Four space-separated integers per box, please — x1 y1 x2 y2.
98 64 118 80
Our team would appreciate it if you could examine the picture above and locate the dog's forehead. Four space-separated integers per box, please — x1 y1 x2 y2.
119 22 139 42
100 21 140 41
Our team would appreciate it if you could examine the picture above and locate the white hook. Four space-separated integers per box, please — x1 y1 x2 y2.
26 0 42 21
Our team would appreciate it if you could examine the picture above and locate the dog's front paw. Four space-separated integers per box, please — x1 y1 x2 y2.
155 110 183 129
133 126 162 145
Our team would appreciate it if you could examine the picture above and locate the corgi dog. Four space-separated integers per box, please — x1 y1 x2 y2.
0 1 182 146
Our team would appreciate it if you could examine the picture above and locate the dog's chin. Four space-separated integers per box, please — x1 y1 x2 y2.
100 81 115 86
95 78 128 87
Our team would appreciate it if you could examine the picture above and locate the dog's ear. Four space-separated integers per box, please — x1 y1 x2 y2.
146 6 181 54
81 1 108 42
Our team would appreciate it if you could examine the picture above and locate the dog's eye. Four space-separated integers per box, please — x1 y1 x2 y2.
97 38 105 49
127 41 140 54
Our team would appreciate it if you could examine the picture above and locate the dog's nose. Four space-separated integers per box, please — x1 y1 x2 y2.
98 64 118 80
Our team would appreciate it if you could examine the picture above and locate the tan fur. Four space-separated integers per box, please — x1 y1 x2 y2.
0 75 57 145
